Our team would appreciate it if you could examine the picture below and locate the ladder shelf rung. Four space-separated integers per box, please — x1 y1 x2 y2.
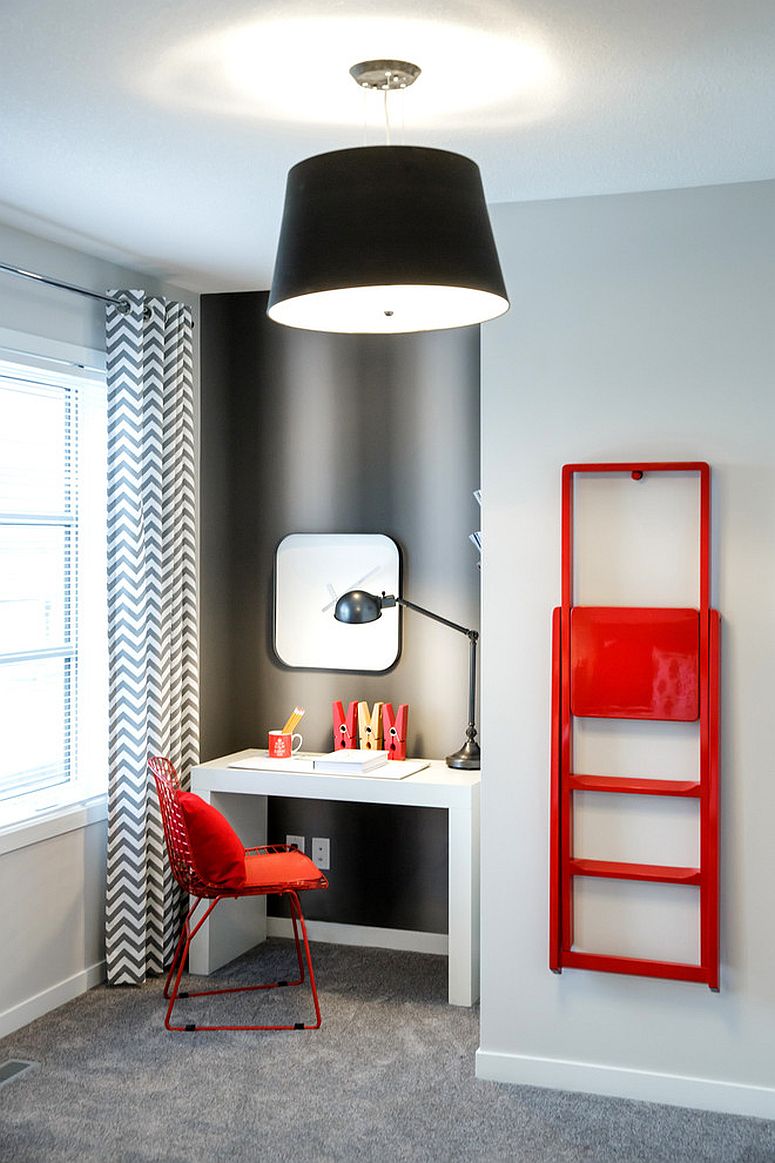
561 949 709 984
569 859 701 885
568 774 701 797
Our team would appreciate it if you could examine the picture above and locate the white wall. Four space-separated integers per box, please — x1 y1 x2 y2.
0 809 107 1037
0 221 199 1036
0 221 199 352
478 179 775 1117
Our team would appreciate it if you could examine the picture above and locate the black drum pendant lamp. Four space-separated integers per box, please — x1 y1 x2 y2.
267 61 509 334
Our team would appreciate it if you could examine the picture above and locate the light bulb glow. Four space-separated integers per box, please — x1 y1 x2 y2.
267 284 509 334
151 13 561 128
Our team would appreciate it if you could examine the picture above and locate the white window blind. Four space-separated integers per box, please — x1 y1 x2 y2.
0 356 107 816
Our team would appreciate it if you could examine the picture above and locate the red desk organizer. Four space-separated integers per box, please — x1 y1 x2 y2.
332 701 358 749
382 703 408 760
550 462 720 988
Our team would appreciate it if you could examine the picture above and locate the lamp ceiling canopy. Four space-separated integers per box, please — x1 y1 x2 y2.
267 60 509 335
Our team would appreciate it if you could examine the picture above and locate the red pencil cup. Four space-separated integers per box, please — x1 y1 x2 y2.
268 730 302 759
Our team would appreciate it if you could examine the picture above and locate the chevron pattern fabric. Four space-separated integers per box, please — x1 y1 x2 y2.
105 290 199 986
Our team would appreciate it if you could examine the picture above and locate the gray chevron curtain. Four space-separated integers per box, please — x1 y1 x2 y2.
104 290 199 985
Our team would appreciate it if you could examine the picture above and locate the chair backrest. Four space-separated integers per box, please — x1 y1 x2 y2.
148 756 213 897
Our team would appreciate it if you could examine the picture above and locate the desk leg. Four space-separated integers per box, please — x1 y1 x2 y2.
188 791 268 976
447 788 480 1006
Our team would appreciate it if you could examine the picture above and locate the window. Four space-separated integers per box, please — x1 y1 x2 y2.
0 354 107 825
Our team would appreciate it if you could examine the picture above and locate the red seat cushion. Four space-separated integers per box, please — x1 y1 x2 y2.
177 791 246 889
244 849 324 889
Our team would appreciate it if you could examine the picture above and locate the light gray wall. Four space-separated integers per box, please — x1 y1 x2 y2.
0 220 199 1034
0 816 106 1034
200 291 480 930
0 222 199 351
479 179 775 1116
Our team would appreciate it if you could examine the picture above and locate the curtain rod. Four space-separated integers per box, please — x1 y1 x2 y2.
0 260 131 313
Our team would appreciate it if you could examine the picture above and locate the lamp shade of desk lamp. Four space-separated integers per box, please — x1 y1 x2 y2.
334 589 480 769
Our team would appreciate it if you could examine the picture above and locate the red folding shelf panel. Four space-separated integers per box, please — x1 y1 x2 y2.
549 462 720 989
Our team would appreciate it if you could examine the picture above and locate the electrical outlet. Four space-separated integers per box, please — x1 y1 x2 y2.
286 834 305 853
312 837 330 870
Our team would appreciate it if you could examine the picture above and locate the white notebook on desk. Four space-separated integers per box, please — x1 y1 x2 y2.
227 753 430 780
313 749 388 774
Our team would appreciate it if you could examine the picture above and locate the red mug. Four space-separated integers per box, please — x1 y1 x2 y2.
268 730 302 759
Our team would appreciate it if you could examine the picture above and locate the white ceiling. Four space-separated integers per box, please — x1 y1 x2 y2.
1 0 774 292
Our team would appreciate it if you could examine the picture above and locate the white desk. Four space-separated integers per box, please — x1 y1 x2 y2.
190 750 480 1006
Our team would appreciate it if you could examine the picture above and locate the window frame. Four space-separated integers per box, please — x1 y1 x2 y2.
0 329 108 834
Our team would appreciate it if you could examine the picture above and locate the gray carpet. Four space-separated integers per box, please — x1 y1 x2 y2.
1 942 774 1163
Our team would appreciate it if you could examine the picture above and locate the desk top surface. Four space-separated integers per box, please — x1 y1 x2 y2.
192 750 480 808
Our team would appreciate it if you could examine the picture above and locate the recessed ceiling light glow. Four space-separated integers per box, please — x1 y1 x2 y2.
154 14 561 127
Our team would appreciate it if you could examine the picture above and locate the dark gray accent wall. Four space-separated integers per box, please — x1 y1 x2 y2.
200 291 480 931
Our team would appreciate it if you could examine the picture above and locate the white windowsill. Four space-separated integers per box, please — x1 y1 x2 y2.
0 794 108 856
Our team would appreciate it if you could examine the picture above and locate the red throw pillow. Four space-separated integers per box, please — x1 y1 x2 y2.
177 791 246 889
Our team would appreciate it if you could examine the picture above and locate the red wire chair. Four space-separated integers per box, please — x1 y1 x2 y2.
148 756 329 1032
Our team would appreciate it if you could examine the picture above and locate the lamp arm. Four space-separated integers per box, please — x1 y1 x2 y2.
380 591 480 770
466 631 478 735
389 595 479 642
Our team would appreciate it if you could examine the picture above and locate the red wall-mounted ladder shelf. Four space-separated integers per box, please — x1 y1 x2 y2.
550 462 720 989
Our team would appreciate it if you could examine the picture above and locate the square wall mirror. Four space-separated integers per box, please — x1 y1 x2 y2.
274 533 401 671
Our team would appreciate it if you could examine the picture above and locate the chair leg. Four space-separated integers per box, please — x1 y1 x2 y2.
164 897 205 1000
165 897 220 1030
289 891 322 1031
288 892 306 985
163 892 323 1032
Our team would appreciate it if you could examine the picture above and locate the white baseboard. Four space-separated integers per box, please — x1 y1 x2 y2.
267 916 448 956
475 1048 775 1121
0 960 106 1040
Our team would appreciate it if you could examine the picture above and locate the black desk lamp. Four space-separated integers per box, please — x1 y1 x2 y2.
334 590 480 770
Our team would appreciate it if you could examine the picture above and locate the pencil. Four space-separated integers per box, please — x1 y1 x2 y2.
282 706 305 734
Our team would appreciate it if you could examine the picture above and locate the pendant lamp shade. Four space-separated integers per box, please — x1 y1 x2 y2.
267 146 509 334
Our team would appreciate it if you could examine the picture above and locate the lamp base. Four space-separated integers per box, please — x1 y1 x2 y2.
446 737 481 770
